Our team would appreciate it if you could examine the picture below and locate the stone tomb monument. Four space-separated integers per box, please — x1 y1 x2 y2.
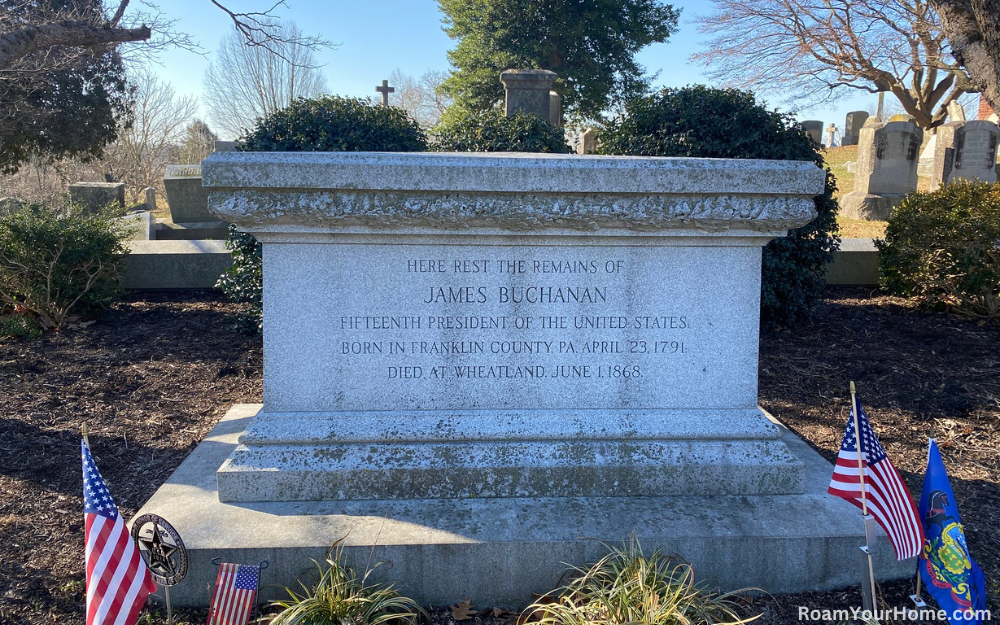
137 151 911 607
161 164 229 239
500 69 561 126
930 120 1000 189
841 117 922 220
68 181 125 213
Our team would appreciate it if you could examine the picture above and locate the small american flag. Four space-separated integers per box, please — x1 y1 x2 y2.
828 395 924 560
83 441 156 625
207 563 260 625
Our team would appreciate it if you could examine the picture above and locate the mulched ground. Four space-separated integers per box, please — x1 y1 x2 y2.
0 288 996 625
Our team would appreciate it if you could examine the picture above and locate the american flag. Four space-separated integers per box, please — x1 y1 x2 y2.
82 441 156 625
828 395 924 560
207 563 260 625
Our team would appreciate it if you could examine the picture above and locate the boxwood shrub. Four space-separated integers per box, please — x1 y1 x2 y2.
432 109 570 153
877 181 1000 322
0 202 128 331
217 96 428 333
599 85 840 327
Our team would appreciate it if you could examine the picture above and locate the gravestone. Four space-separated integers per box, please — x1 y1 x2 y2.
918 132 937 177
801 120 823 143
843 111 869 146
578 128 597 154
500 70 558 122
143 187 157 212
214 141 238 153
68 182 125 213
930 120 1000 189
163 165 212 223
841 117 922 220
548 91 562 126
161 165 229 239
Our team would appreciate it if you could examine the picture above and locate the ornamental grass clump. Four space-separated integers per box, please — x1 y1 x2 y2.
269 542 423 625
0 202 127 331
526 537 757 625
877 181 1000 323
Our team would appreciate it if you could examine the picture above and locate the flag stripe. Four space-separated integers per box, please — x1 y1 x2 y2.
83 440 155 625
208 563 259 625
827 398 924 560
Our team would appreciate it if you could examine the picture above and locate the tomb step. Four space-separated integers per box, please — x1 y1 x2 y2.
216 437 804 502
136 404 913 609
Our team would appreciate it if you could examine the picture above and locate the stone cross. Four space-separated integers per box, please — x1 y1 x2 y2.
825 124 838 147
376 80 394 107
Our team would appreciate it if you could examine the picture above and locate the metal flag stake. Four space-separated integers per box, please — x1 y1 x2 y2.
850 381 878 613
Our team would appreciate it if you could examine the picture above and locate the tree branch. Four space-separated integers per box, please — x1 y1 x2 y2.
0 20 150 70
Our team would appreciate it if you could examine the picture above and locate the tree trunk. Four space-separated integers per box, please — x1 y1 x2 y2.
931 0 1000 113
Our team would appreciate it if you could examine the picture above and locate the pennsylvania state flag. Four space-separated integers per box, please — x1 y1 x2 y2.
918 439 987 625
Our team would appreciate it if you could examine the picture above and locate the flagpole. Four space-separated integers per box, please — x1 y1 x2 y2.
851 382 878 613
910 439 930 611
81 422 90 449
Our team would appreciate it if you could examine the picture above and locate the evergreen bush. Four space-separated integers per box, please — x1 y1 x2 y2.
218 96 427 333
432 109 571 153
877 181 1000 322
599 85 840 327
0 202 128 330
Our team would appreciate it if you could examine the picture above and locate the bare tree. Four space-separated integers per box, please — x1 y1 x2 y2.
1 1 329 172
0 0 329 72
387 69 453 129
694 0 977 130
204 21 328 139
179 120 219 165
929 0 1000 112
101 68 197 202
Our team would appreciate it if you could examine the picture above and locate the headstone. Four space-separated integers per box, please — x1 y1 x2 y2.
841 117 922 220
68 182 125 214
947 101 967 122
117 210 155 241
918 132 937 177
214 141 238 153
548 91 562 127
144 187 157 212
801 120 823 144
162 165 213 223
930 120 1000 189
843 111 869 146
578 128 597 155
500 69 558 122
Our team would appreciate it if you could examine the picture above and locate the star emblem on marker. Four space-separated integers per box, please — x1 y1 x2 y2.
138 528 178 576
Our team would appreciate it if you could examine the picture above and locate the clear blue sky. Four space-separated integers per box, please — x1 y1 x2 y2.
153 0 879 140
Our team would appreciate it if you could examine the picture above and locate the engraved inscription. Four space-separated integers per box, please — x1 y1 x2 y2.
336 255 694 384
